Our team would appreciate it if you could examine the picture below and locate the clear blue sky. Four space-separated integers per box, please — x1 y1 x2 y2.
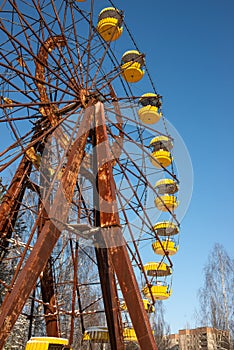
120 0 234 333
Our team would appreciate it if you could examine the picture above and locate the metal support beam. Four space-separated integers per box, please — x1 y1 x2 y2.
38 139 59 337
0 120 47 262
94 102 158 350
95 247 124 350
94 102 124 350
0 111 91 348
40 256 59 337
0 155 32 261
110 244 158 349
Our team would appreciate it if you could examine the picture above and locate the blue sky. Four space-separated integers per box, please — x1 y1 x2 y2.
120 0 234 333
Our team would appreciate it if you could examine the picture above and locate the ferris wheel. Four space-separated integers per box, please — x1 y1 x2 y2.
0 1 182 349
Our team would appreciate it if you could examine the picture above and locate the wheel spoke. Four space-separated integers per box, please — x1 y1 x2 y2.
0 2 181 349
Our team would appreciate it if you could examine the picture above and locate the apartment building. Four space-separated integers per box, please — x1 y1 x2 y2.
168 326 230 350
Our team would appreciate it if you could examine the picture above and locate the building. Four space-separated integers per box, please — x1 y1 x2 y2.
168 327 230 350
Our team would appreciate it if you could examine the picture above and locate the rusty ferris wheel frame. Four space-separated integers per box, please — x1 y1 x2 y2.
0 0 179 349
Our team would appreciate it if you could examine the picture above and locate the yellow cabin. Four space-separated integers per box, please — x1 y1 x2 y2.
83 326 138 343
150 150 172 168
144 261 172 277
121 298 155 313
83 327 110 343
155 178 179 195
123 328 137 342
143 261 172 300
121 50 145 83
153 221 179 236
97 7 123 41
152 240 178 256
138 93 162 124
150 136 173 151
142 298 155 313
25 337 71 350
142 284 172 300
149 136 173 168
155 194 179 211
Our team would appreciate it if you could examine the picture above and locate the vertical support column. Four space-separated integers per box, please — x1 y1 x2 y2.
95 248 124 350
40 255 59 336
94 102 158 350
0 123 46 262
0 156 32 261
38 139 59 337
0 112 91 349
93 102 124 350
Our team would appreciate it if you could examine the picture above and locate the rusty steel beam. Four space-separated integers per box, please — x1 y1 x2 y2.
38 138 59 337
0 111 91 348
40 256 58 336
94 102 121 227
0 156 32 255
69 240 79 345
40 259 58 335
38 203 59 337
110 244 158 350
0 117 50 262
95 247 124 350
94 102 158 350
94 102 124 350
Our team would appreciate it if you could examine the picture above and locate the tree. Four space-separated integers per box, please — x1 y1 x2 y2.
153 301 172 350
0 178 7 201
0 178 30 348
197 243 234 345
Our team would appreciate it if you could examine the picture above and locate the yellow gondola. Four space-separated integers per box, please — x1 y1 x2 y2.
25 337 71 350
153 221 179 236
144 261 172 276
83 327 138 343
121 298 155 313
123 328 138 342
142 298 155 313
155 194 179 211
150 150 172 168
150 135 173 151
155 178 179 195
152 240 178 256
149 136 173 168
138 93 162 124
97 7 123 41
83 327 110 343
121 50 145 83
142 284 172 300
